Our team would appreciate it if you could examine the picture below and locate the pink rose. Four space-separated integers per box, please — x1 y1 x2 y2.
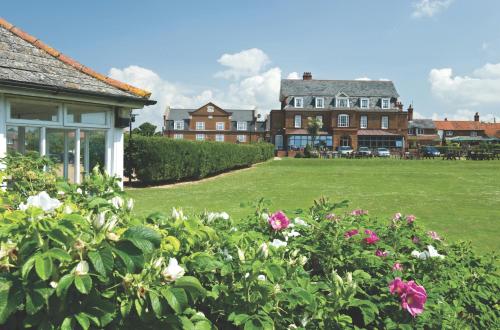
406 215 416 224
350 209 368 216
389 278 427 317
392 263 403 271
363 229 380 244
393 212 402 221
427 231 441 241
375 249 388 257
268 211 290 231
344 229 359 238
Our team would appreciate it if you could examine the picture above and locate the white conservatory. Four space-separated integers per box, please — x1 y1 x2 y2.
0 18 155 185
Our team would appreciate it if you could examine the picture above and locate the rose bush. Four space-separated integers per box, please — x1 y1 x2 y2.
0 154 498 329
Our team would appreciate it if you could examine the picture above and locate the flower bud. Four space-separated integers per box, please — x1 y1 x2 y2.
237 248 245 262
74 260 89 275
258 242 269 259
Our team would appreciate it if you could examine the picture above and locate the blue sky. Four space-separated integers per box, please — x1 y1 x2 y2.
3 0 500 126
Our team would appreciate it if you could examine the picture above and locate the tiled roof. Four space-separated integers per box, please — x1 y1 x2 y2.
482 123 500 138
280 79 399 100
0 17 151 100
433 121 483 131
357 129 400 136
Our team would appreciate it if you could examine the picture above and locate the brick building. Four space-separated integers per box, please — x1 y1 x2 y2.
407 106 440 148
434 113 500 143
270 72 408 154
163 102 267 143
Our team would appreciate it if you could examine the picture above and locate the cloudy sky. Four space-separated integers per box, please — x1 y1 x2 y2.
3 0 500 127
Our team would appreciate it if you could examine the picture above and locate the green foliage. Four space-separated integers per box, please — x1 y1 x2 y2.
126 136 274 184
132 122 161 137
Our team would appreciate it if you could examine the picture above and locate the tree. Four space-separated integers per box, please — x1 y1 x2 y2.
132 122 159 136
307 117 323 148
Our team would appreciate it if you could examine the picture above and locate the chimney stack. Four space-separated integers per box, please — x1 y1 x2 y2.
407 104 413 121
444 117 448 121
474 112 480 122
303 72 312 80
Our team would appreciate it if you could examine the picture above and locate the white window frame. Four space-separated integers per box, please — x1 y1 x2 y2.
173 133 183 139
216 122 225 131
237 121 247 131
237 134 246 143
381 98 390 109
315 97 324 108
336 97 349 108
408 128 414 135
416 128 424 135
381 116 389 129
446 130 453 136
195 122 205 130
215 134 225 142
207 105 214 112
360 115 368 129
470 131 477 137
360 98 370 109
294 97 304 108
196 133 205 141
294 115 302 128
173 120 184 130
338 114 349 127
63 103 110 129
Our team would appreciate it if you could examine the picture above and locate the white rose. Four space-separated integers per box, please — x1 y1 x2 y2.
270 239 287 248
257 274 266 281
93 212 106 230
172 208 185 221
76 188 83 195
50 281 58 288
126 198 134 211
294 217 308 227
110 196 124 209
19 191 62 213
219 212 230 220
258 242 269 259
161 258 185 282
74 260 89 275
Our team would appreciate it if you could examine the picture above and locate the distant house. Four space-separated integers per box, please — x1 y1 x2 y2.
408 111 440 148
163 102 267 143
270 72 409 155
0 18 155 185
434 113 500 144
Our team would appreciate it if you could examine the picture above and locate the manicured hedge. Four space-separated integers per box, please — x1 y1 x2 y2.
126 136 274 184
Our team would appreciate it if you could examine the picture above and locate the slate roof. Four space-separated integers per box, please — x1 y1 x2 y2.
0 17 152 102
280 79 399 100
408 119 435 129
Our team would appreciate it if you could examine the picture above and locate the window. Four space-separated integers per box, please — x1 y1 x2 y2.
237 135 246 142
65 103 108 126
173 133 183 139
294 97 303 108
196 122 205 130
360 98 369 109
416 128 424 135
216 122 225 130
207 105 214 112
446 130 453 136
338 114 349 127
294 115 302 128
316 115 323 126
174 120 184 130
315 97 324 108
288 135 333 150
215 134 225 142
8 98 60 123
237 121 247 131
196 134 205 141
336 98 349 108
408 129 414 135
470 131 477 137
381 98 390 109
360 115 368 129
381 116 389 129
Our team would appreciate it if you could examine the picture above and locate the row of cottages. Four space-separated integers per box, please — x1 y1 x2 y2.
163 103 267 143
408 112 500 148
0 18 154 185
270 72 409 155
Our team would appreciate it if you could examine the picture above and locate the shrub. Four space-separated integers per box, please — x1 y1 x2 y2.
126 136 274 184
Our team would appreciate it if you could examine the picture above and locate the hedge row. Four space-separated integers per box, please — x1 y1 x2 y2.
126 136 274 184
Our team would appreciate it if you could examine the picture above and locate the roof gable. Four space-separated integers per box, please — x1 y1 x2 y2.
0 17 151 100
189 102 232 116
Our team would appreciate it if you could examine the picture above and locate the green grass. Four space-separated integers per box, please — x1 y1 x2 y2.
127 158 500 254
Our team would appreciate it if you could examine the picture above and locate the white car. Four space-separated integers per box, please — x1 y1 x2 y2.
375 148 391 157
337 146 353 156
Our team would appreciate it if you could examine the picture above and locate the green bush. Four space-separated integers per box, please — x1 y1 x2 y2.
126 137 274 184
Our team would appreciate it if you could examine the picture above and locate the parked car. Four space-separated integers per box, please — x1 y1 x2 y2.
337 146 353 156
357 147 372 156
421 146 441 157
375 147 391 157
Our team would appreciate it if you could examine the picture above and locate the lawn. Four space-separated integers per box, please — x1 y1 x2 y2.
127 158 500 254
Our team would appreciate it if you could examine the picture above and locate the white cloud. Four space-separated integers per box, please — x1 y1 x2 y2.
429 63 500 106
412 0 454 18
430 109 496 122
214 48 270 80
355 77 371 81
287 72 300 79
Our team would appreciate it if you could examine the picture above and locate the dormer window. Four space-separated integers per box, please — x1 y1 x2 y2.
294 97 304 108
336 97 349 108
237 122 247 131
381 98 390 109
173 120 184 130
315 97 324 108
360 98 369 109
207 105 214 112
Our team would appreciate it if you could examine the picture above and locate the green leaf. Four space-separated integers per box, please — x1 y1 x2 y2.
120 299 132 318
162 287 188 313
25 289 45 315
46 248 71 262
34 255 53 281
56 274 74 297
173 276 206 299
74 275 92 294
113 241 144 272
88 250 111 278
149 291 163 318
21 256 36 279
75 312 90 330
122 226 161 253
61 317 74 330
